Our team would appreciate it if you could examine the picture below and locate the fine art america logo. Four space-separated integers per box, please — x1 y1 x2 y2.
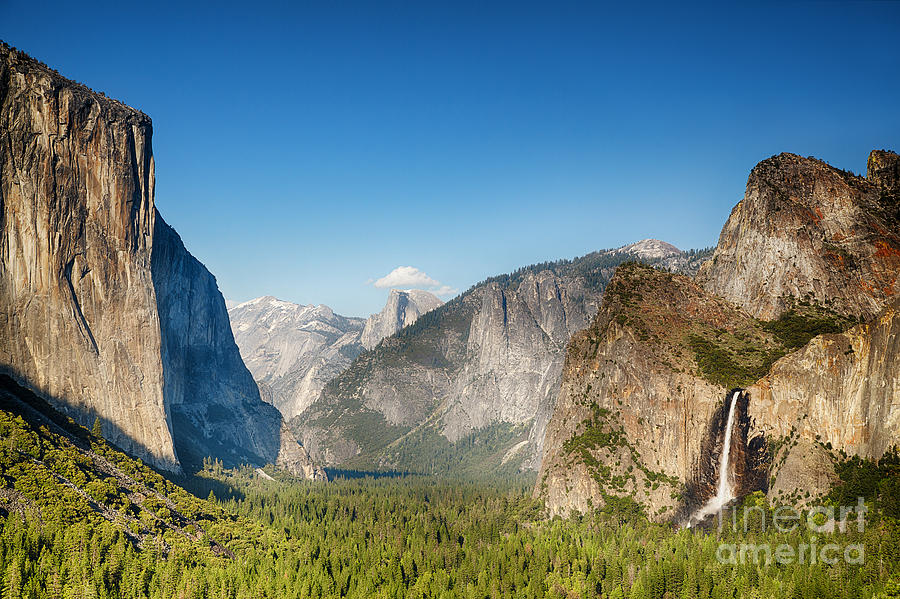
715 498 867 565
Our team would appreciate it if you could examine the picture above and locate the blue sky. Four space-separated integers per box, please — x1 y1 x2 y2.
3 1 898 317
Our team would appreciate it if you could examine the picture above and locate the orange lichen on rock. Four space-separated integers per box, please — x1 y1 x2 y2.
874 240 900 259
825 252 845 267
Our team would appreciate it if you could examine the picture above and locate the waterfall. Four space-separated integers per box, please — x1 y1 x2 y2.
688 390 741 526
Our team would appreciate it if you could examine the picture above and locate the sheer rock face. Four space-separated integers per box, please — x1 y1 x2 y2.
698 151 900 320
0 44 323 479
0 44 177 470
360 289 443 350
228 297 366 419
441 272 599 459
749 299 900 461
296 269 606 470
536 266 734 520
152 217 324 479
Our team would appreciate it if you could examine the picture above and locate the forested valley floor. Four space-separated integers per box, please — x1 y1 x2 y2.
1 377 899 599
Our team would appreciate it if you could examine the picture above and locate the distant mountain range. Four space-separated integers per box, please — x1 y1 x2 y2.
227 290 443 420
287 241 712 475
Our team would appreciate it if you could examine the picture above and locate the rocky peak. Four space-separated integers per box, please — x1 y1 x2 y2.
360 289 443 350
228 296 366 420
613 239 682 260
698 151 900 320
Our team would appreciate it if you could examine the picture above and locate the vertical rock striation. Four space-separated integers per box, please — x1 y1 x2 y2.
749 299 899 459
748 299 899 501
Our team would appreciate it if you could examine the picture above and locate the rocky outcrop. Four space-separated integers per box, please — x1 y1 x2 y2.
228 296 365 419
538 151 900 520
360 289 443 350
0 43 323 479
698 151 900 320
535 264 777 520
767 439 838 507
869 149 900 202
294 245 711 473
749 299 900 461
274 420 327 480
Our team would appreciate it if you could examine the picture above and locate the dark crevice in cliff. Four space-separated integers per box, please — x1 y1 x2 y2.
63 255 99 355
395 292 410 330
674 389 769 525
125 126 144 250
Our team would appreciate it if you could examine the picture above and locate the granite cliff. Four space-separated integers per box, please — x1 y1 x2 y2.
537 151 900 519
293 245 711 474
228 296 366 420
750 298 900 503
0 43 175 470
698 151 900 320
360 289 443 351
152 218 323 478
0 43 323 478
536 264 779 520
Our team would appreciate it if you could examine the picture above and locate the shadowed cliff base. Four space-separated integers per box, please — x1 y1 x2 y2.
0 369 181 473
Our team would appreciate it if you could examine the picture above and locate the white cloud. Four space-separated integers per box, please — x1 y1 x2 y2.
432 285 458 297
370 266 458 297
373 266 440 289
